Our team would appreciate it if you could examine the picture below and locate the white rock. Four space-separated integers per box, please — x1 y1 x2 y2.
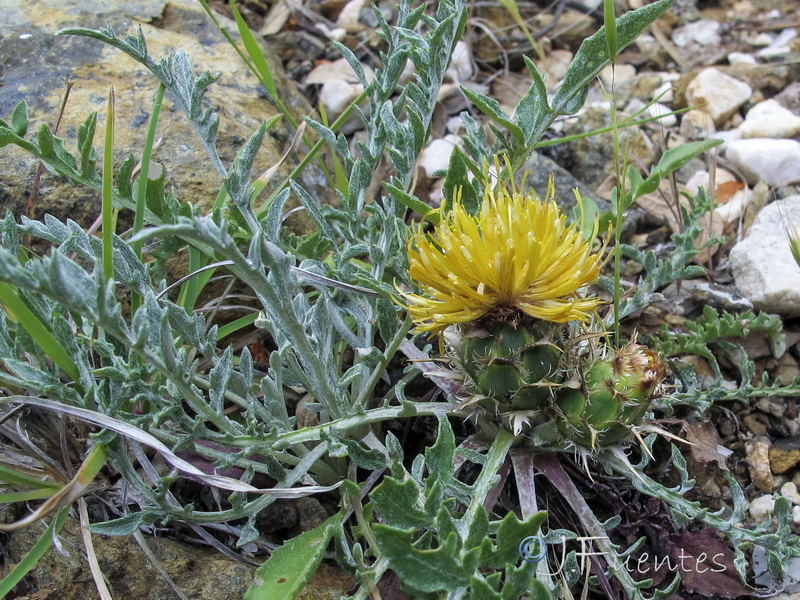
728 51 757 65
419 137 458 178
541 49 573 82
327 27 347 42
319 80 362 118
752 32 775 46
714 189 750 224
740 99 800 139
599 64 637 89
572 0 601 9
750 494 776 523
782 482 800 505
680 109 716 139
305 58 374 85
446 116 465 135
757 28 798 58
336 0 367 32
709 128 742 151
445 41 474 83
685 168 736 197
726 138 800 186
730 196 800 316
795 506 800 525
673 19 722 47
653 80 674 103
686 68 752 125
624 98 676 127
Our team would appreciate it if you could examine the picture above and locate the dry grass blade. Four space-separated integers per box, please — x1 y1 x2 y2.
0 443 107 532
1 397 341 497
133 530 190 600
78 496 114 600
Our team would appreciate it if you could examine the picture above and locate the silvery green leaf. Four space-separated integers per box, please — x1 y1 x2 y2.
77 111 97 178
442 146 480 214
289 181 336 241
9 100 29 137
371 476 431 530
372 527 472 593
462 87 524 144
376 298 399 347
552 0 673 115
341 439 387 470
209 346 233 413
0 248 35 288
239 345 253 393
46 252 97 317
264 187 290 241
51 311 93 390
225 120 266 206
333 40 369 88
87 512 155 536
385 432 405 464
425 417 456 485
1 212 20 257
411 453 425 483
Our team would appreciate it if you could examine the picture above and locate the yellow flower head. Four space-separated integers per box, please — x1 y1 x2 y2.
402 163 604 335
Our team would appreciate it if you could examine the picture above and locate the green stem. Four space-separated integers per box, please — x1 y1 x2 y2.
459 428 514 541
102 87 115 283
131 82 165 315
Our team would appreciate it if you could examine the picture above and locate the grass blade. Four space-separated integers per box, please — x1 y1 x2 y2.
102 87 115 282
0 507 70 597
0 282 80 382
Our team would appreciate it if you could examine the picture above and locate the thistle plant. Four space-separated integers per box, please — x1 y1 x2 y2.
3 0 800 598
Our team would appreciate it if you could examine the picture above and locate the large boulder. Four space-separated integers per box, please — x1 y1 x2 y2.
0 0 328 228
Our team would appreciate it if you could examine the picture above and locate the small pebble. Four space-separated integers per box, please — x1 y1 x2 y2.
445 41 473 82
673 19 722 47
653 80 674 103
781 482 800 505
757 398 787 418
752 32 776 47
624 98 676 127
319 80 362 118
680 109 716 140
746 440 774 492
777 354 800 384
599 64 637 89
794 506 800 525
740 99 800 139
749 494 775 523
770 436 800 474
336 0 368 32
419 137 458 178
743 415 768 437
757 28 798 58
541 50 573 82
684 168 736 197
686 68 752 125
728 51 757 65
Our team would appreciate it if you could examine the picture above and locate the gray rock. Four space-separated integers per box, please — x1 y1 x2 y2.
775 82 800 116
519 151 609 214
0 0 329 228
1 518 255 600
730 196 800 316
562 107 656 192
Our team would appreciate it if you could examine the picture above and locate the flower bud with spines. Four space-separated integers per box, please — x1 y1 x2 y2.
556 342 667 448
